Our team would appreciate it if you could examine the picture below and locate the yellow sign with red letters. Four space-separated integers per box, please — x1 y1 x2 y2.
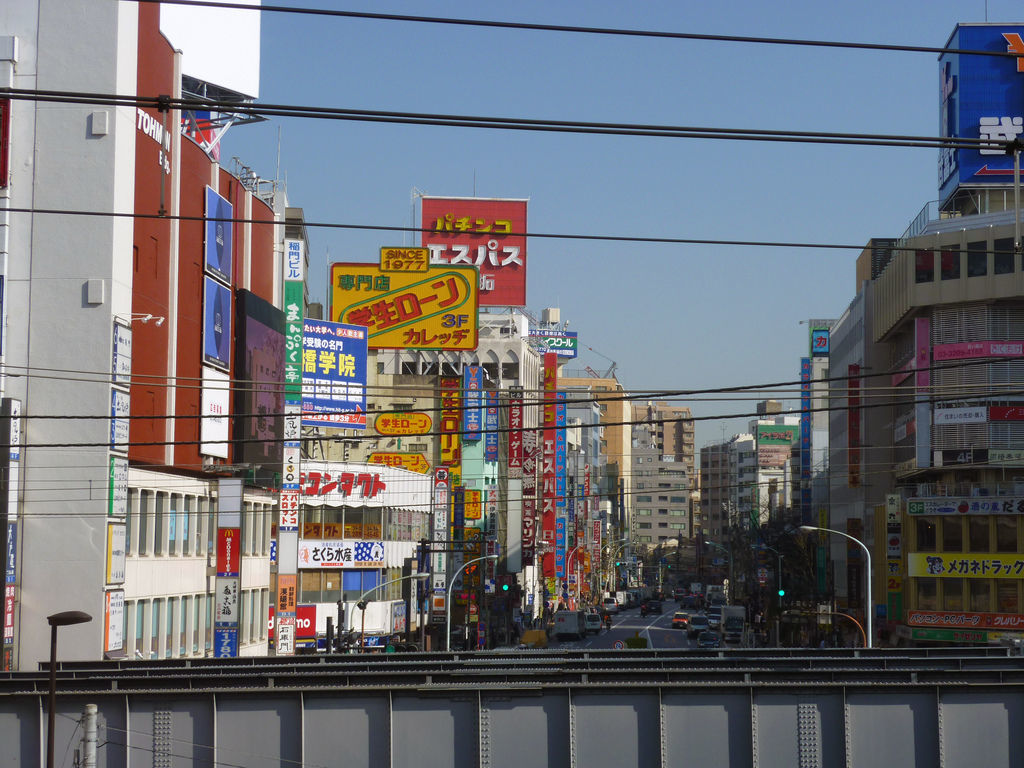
331 263 478 351
374 411 432 436
368 452 430 474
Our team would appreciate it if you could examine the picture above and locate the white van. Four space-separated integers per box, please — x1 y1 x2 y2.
553 610 588 641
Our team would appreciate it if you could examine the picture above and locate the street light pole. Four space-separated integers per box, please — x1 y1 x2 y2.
800 525 872 648
354 573 430 653
47 611 92 768
446 555 498 651
705 540 733 602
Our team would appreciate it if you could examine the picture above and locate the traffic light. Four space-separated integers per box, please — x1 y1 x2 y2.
501 582 510 592
778 588 785 598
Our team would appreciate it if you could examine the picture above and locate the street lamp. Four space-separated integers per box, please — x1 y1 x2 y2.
566 545 586 605
752 543 784 600
446 555 498 651
799 525 872 648
705 540 733 602
47 610 92 768
353 573 430 653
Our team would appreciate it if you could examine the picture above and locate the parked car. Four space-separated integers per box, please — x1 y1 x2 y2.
584 612 603 635
640 600 662 617
671 611 690 630
602 598 619 615
697 631 721 649
687 614 710 638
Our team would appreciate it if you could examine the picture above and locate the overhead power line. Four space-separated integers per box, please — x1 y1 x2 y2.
135 0 1023 62
0 87 996 150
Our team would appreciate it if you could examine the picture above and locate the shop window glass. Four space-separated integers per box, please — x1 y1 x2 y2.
996 516 1017 552
942 579 964 611
342 570 380 601
969 580 991 612
968 517 990 551
916 578 938 610
915 250 934 282
994 237 1015 274
941 517 963 551
916 518 936 550
997 581 1019 613
301 571 324 603
940 249 959 280
966 240 987 277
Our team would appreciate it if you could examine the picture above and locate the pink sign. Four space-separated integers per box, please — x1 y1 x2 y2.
933 340 1024 361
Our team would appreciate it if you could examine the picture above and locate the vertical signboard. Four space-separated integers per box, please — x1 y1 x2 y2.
541 353 558 577
431 468 450 621
799 358 812 525
103 589 125 655
463 365 483 441
275 238 305 656
1 398 20 670
484 391 499 462
555 392 567 510
439 377 462 485
215 478 242 658
522 433 538 567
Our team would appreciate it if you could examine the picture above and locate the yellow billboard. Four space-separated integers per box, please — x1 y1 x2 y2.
330 262 478 351
909 552 1024 578
374 411 432 436
368 452 430 474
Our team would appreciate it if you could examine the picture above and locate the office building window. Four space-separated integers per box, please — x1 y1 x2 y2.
193 594 201 654
169 494 181 556
942 517 963 551
969 517 990 551
940 249 959 280
969 580 991 612
994 237 1015 274
942 579 963 611
135 600 145 656
180 596 188 656
138 490 150 555
996 516 1017 553
915 249 934 283
916 578 938 610
154 492 167 556
997 581 1019 613
126 488 136 556
916 518 936 550
151 598 161 658
967 240 987 277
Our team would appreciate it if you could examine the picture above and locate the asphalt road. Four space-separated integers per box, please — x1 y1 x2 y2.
550 605 701 651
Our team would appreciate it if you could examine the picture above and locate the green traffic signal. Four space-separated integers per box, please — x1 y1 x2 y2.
778 589 785 597
501 583 510 592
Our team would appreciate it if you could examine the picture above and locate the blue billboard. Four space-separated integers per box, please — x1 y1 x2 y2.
463 365 483 441
300 320 368 429
204 186 233 284
203 276 232 370
939 25 1024 205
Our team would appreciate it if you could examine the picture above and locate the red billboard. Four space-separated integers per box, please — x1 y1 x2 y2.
541 352 558 577
421 197 527 307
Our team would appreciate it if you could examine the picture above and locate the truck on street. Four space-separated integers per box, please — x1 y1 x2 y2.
721 605 746 644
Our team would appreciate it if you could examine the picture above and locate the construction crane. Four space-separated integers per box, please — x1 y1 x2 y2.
583 345 617 379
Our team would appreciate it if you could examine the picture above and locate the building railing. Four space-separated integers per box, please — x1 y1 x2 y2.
905 481 1024 498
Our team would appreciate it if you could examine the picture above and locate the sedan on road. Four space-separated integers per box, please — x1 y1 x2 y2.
687 614 710 638
698 631 721 649
671 611 689 630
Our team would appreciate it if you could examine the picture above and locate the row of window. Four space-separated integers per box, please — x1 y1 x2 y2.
636 522 685 530
125 488 274 559
636 509 688 516
914 516 1020 553
914 239 1018 283
635 496 688 503
122 589 269 659
913 579 1019 615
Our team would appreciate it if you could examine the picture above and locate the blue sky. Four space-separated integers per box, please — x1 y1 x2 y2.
217 0 1021 448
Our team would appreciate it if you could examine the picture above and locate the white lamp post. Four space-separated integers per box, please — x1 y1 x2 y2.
799 525 872 648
